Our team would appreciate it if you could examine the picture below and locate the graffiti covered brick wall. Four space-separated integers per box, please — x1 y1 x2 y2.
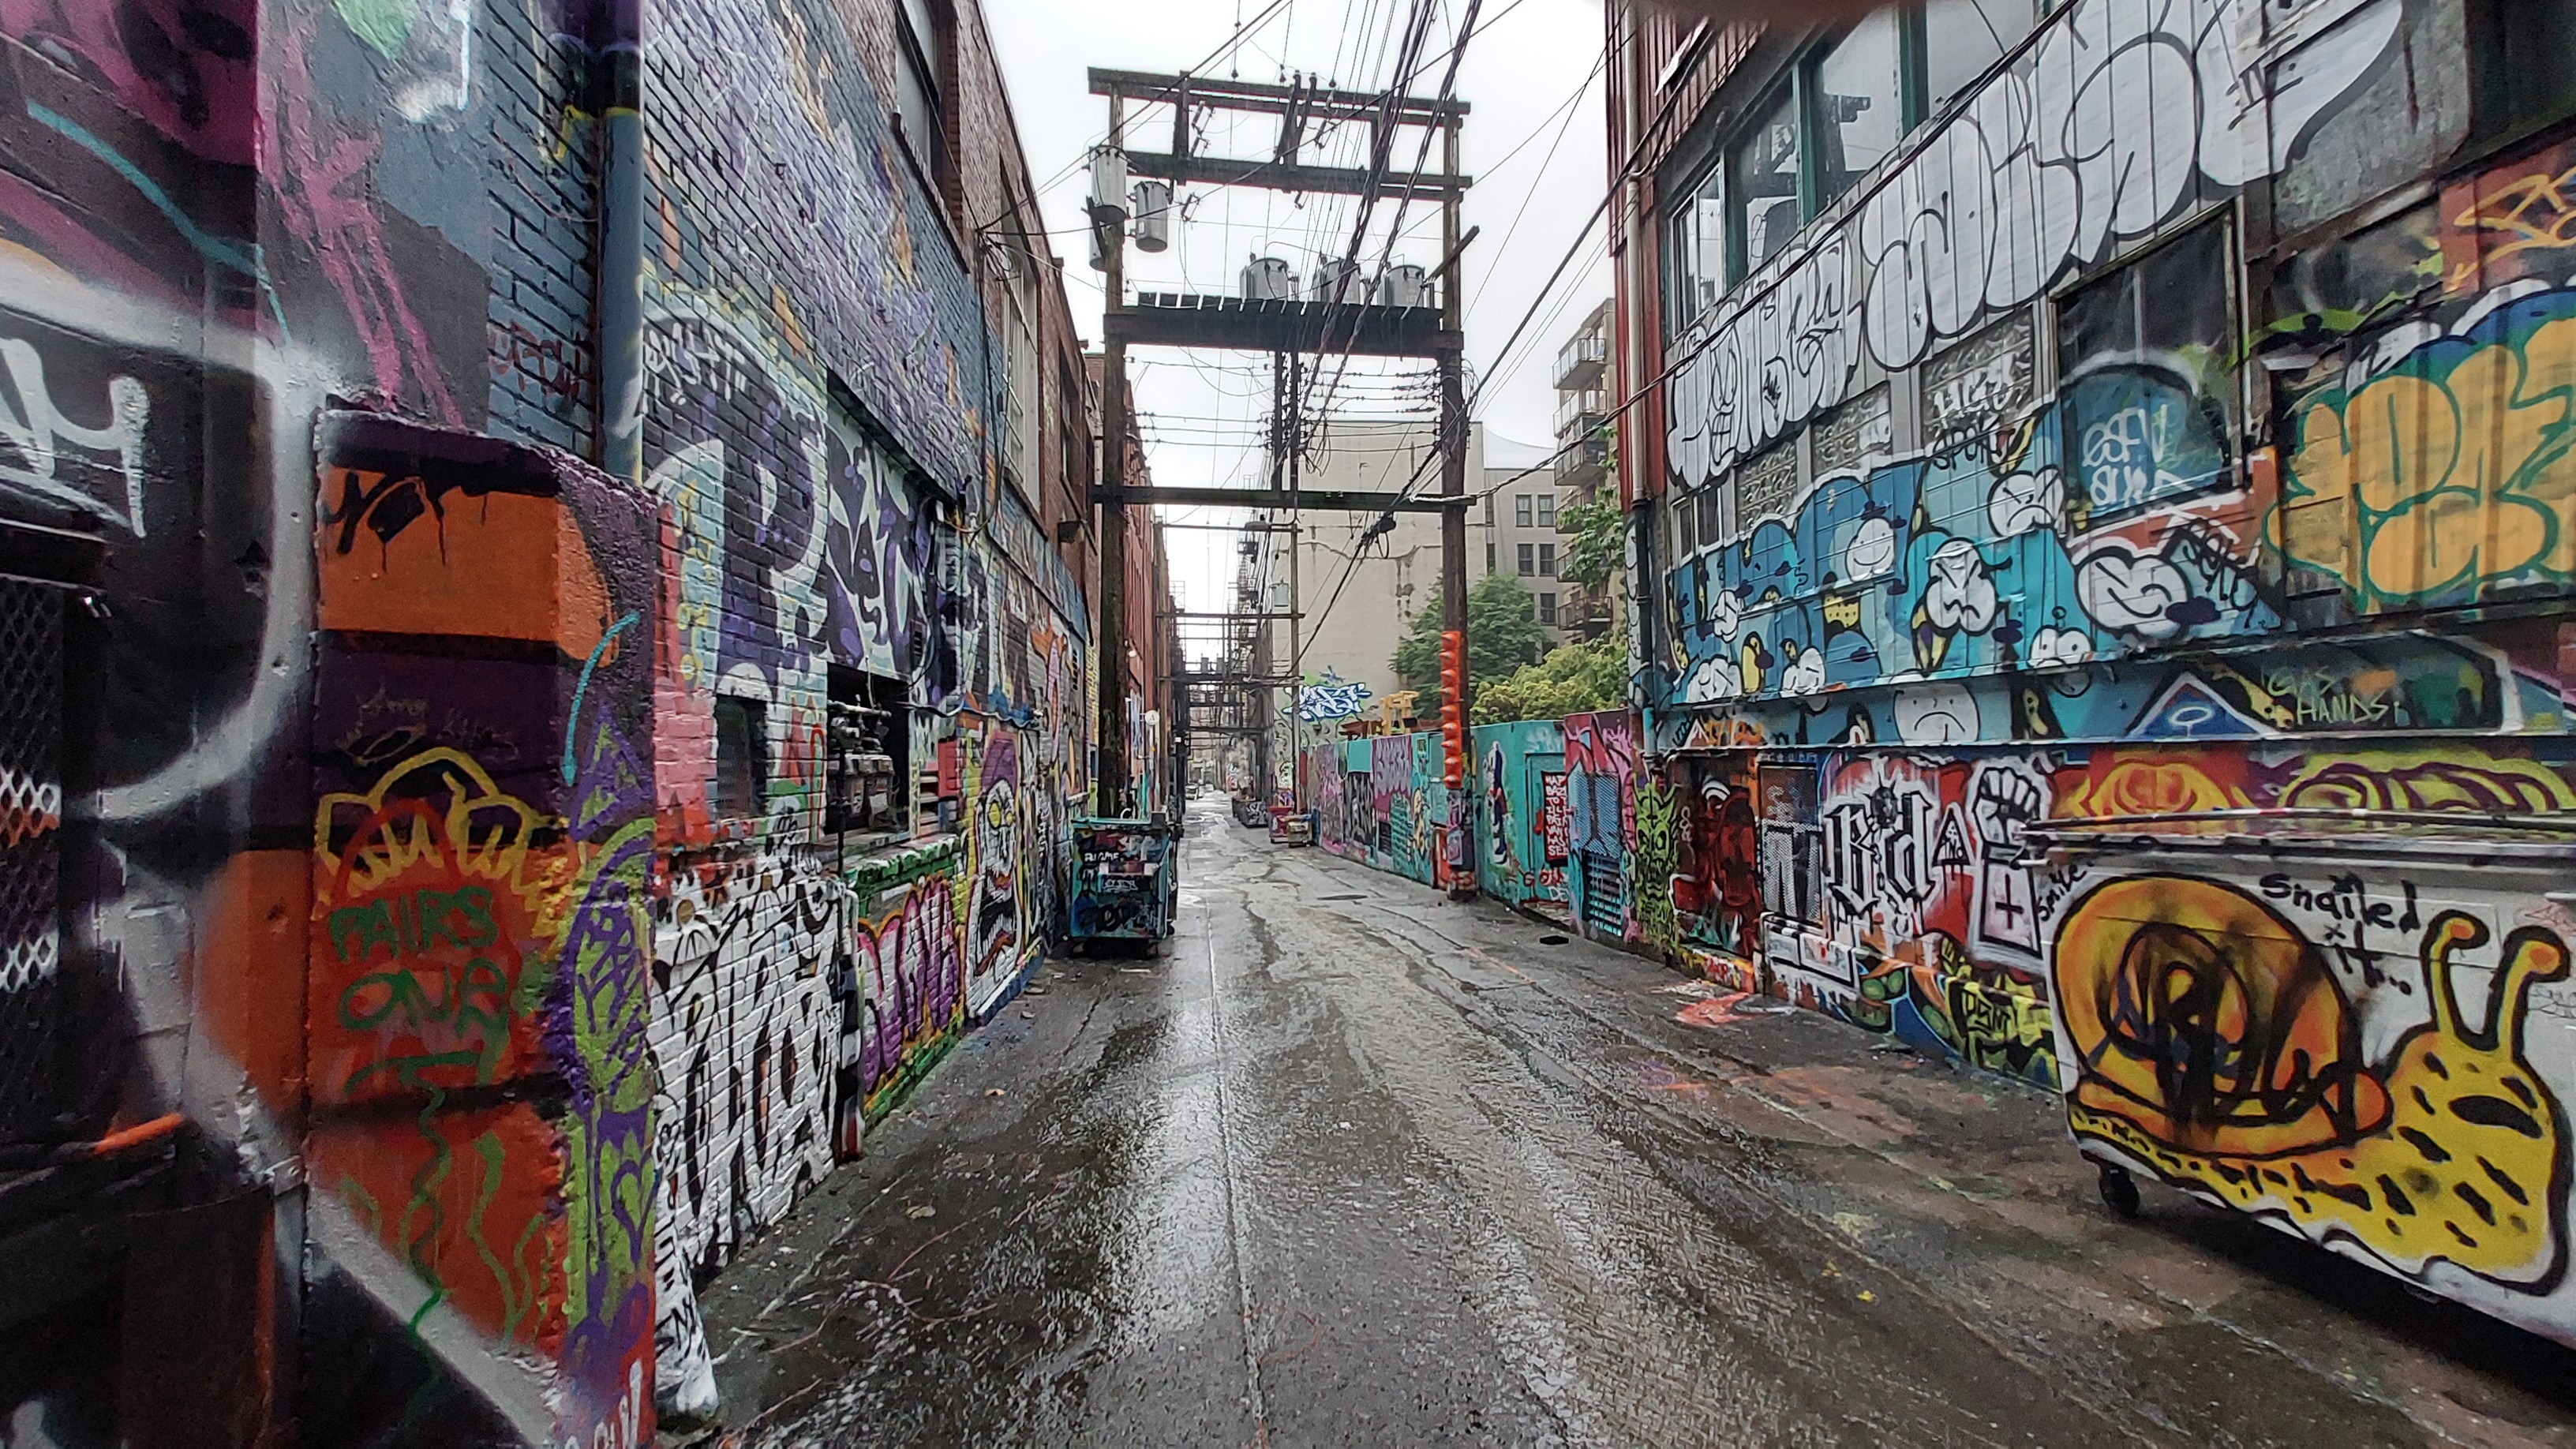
0 0 663 1437
0 0 1099 1436
1661 217 2276 716
1662 739 2576 1089
1627 0 2576 1127
1645 0 2562 723
646 0 983 499
636 0 1093 1420
1661 0 2412 497
309 412 661 1447
1312 732 1451 887
847 841 965 1120
1658 754 1763 995
2270 133 2576 623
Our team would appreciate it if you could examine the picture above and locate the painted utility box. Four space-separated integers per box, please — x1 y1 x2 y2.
2036 822 2576 1347
1470 721 1572 923
1071 818 1181 945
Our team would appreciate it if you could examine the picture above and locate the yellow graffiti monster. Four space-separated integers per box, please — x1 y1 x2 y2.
2056 878 2570 1288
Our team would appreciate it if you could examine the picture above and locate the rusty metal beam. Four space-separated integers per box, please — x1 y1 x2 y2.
1088 486 1470 512
1123 150 1466 199
1106 296 1460 358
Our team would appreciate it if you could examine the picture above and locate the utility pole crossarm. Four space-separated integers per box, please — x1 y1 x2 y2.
1088 486 1473 513
1087 68 1470 125
1122 152 1467 199
1106 295 1462 358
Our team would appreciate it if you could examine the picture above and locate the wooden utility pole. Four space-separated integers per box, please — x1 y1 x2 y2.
1285 347 1303 799
1081 66 1473 824
1095 94 1131 818
1439 113 1474 900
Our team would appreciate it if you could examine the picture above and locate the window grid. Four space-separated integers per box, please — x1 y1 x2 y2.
1665 2 2042 313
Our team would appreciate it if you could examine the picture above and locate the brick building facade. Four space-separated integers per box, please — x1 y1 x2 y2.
0 0 1149 1441
1602 0 2576 1345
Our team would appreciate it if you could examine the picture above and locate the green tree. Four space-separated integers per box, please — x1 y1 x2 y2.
1473 627 1629 724
1556 491 1624 593
1392 573 1551 714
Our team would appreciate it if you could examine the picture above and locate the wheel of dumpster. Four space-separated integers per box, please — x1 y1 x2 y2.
2096 1162 2141 1220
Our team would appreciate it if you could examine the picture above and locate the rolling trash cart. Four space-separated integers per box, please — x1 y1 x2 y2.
2028 811 2576 1348
1070 816 1180 952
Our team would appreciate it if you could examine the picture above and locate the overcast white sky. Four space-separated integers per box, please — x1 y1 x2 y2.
982 0 1612 620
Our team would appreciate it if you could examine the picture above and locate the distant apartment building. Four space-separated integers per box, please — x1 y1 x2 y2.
1232 419 1497 784
1552 299 1619 639
1484 431 1571 646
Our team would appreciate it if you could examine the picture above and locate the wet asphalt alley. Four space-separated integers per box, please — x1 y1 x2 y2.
684 797 2576 1448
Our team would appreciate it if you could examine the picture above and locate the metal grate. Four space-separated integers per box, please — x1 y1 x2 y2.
1574 773 1627 936
0 581 62 1137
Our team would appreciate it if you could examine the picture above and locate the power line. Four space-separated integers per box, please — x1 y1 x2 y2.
1297 0 1473 444
1024 0 1300 203
1477 230 1607 406
1298 5 1702 650
1465 50 1605 316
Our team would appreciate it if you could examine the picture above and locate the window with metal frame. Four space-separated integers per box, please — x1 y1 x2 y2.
1811 9 1904 210
1664 160 1729 331
1731 87 1803 278
1923 0 2042 117
2469 0 2576 145
2055 215 2239 528
1672 3 2046 302
893 0 947 185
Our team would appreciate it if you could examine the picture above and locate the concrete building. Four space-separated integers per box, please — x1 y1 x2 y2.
1483 431 1573 646
1550 299 1619 639
1231 418 1499 784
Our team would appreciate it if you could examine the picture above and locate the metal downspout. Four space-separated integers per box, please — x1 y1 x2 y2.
595 0 646 485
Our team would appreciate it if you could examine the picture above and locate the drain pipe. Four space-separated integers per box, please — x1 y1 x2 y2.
594 0 646 485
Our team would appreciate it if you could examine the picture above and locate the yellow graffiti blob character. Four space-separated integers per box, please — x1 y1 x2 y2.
2056 878 2570 1288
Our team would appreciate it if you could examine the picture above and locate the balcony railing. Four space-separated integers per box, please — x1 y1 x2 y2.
1555 432 1610 486
1553 329 1608 391
1555 388 1607 437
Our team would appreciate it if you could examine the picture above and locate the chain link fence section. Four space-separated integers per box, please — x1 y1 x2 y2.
0 580 63 1138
